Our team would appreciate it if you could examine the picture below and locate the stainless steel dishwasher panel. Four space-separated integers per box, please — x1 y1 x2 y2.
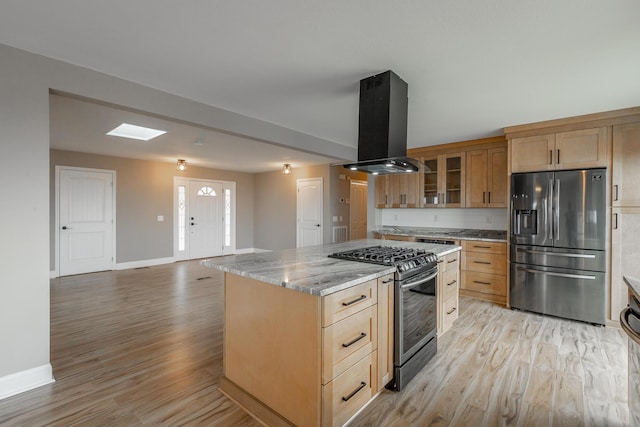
510 263 606 325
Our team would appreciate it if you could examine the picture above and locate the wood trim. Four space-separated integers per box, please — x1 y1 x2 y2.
219 376 296 427
504 106 640 139
408 135 507 158
459 289 507 305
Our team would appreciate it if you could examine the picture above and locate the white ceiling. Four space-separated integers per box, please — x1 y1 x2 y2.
3 1 640 172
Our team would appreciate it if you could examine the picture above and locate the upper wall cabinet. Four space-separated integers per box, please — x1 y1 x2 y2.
421 153 465 208
612 122 640 207
375 172 420 208
511 127 609 173
465 147 508 208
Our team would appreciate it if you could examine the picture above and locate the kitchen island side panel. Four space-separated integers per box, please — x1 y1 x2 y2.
223 273 322 427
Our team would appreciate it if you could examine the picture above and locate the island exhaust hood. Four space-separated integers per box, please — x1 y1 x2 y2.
342 70 421 175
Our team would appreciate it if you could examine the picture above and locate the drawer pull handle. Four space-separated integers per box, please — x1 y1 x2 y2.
437 259 444 264
342 382 367 402
474 261 491 265
342 295 367 306
342 332 367 348
382 278 394 284
447 259 458 263
447 280 457 286
446 307 457 315
473 280 491 285
473 245 492 249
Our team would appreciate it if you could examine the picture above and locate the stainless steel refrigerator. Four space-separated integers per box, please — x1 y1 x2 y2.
510 169 607 325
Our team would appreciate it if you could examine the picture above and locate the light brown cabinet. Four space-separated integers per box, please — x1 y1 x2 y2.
465 147 508 208
374 173 420 208
612 122 640 207
460 240 507 305
437 251 460 335
376 273 394 390
221 274 394 427
511 127 609 173
421 153 465 208
610 121 640 321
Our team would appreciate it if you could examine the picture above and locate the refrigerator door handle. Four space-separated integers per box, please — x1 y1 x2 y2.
547 178 554 241
554 179 560 241
516 248 596 259
517 266 596 280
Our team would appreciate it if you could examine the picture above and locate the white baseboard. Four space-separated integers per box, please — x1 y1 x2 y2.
116 257 176 270
0 364 55 400
49 270 57 279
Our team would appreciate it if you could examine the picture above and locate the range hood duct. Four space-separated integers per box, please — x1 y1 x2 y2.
343 70 421 175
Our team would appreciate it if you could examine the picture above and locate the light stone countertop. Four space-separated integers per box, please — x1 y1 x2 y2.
377 226 507 242
624 276 640 300
202 238 461 297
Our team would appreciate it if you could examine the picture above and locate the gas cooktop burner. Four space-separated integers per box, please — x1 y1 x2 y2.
329 246 438 276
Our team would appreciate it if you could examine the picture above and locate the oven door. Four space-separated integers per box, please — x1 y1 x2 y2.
395 267 438 366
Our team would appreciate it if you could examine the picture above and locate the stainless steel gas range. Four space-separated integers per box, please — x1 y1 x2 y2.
329 246 438 390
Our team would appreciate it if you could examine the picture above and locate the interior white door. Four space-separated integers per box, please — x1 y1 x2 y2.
189 181 224 259
349 180 368 240
59 168 114 276
297 178 323 247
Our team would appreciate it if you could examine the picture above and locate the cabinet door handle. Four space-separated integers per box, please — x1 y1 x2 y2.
483 192 486 204
557 149 560 164
342 295 367 306
385 195 388 205
549 150 553 165
614 185 619 202
342 332 367 348
447 280 457 286
447 258 458 263
446 307 457 315
473 280 492 285
381 277 394 284
614 213 618 230
342 382 367 402
488 192 491 204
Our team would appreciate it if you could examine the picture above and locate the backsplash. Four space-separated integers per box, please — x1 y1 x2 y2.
379 208 508 231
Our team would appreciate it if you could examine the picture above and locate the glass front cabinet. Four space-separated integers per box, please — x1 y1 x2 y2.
420 153 465 208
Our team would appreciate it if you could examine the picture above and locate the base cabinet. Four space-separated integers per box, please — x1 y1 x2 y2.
437 251 460 335
220 273 395 427
460 240 507 304
611 208 640 321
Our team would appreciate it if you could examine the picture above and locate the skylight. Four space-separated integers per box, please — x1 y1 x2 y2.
106 123 167 141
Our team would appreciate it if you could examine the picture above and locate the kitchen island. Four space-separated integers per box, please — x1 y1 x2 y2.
203 239 460 427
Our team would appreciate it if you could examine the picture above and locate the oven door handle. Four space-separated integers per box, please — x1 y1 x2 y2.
400 271 438 290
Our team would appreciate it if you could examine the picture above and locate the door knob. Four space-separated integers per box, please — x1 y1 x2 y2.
316 224 321 227
62 226 71 230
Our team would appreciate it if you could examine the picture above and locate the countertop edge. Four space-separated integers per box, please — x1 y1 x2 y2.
624 275 640 300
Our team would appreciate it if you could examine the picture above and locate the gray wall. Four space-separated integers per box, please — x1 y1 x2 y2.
254 164 332 250
49 150 255 268
329 166 368 235
0 42 349 386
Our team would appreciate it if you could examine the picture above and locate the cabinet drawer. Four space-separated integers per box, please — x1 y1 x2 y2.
322 305 377 384
442 268 459 301
462 252 506 275
323 280 377 326
442 295 458 331
461 271 507 296
438 252 460 273
322 351 376 427
462 240 506 254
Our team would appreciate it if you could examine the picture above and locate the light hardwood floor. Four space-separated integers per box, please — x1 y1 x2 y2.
0 261 629 426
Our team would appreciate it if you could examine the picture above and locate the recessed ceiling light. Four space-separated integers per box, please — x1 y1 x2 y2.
106 123 167 141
